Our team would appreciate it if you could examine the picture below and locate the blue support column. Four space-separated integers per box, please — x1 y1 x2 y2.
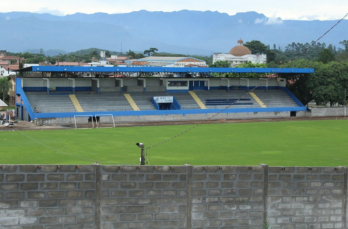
20 103 23 120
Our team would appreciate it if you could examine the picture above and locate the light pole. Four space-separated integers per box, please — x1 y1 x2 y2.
136 143 145 165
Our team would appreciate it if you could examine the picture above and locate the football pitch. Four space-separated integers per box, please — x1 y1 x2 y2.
0 119 347 166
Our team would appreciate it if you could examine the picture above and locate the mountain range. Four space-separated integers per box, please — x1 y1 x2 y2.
0 10 346 55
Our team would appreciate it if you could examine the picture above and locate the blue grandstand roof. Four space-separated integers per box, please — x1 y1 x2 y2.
22 66 314 74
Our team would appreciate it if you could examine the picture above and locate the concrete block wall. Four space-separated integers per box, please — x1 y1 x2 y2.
0 165 97 228
267 167 346 229
190 166 265 229
1 165 347 228
311 107 347 117
100 166 189 229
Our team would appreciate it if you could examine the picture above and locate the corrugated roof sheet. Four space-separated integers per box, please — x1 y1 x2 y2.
0 99 8 107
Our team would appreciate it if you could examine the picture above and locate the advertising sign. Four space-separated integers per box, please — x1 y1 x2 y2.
153 96 174 103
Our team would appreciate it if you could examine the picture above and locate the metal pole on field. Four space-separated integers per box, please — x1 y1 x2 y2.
136 143 145 165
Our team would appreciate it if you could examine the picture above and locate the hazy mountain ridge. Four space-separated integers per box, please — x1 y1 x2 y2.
0 11 346 55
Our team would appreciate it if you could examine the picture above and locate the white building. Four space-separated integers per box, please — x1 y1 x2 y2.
213 39 267 67
0 66 17 77
126 56 207 67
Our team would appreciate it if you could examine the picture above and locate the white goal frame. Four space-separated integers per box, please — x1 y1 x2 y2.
74 115 95 129
94 114 115 128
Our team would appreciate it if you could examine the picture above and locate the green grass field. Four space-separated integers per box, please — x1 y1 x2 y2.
1 119 348 166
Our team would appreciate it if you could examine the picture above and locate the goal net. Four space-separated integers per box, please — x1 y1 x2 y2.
95 114 115 128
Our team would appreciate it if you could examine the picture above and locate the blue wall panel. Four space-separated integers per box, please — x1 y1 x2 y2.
166 90 189 93
24 87 92 92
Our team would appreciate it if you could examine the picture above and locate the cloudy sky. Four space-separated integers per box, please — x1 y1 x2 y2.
1 0 347 20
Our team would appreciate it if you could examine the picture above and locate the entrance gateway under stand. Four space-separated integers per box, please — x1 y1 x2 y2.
152 96 181 110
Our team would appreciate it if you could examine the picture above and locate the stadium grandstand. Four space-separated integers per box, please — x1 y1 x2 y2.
14 66 313 126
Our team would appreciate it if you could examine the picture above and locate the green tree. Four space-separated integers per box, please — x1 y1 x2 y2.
265 50 276 63
339 40 348 52
280 59 316 106
317 49 335 64
144 47 158 56
336 53 348 63
282 59 348 106
105 51 111 58
0 77 12 102
244 40 268 54
210 60 230 67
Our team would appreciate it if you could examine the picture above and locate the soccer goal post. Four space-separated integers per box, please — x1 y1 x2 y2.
94 114 115 128
74 115 95 129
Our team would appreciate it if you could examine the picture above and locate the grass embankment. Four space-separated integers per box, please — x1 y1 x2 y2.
0 120 347 166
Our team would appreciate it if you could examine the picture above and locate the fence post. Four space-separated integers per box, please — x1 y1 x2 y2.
261 164 269 227
95 165 101 229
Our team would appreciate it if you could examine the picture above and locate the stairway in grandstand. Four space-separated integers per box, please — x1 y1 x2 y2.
195 90 260 109
128 92 201 110
253 89 299 107
69 94 84 112
26 92 77 113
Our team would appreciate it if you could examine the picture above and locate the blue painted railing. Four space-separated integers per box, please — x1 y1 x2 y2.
15 78 35 120
282 87 305 107
151 97 160 110
171 97 181 110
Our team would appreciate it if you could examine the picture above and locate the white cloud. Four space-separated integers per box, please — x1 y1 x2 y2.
254 17 283 25
35 8 65 16
238 19 243 23
255 18 265 24
265 17 283 25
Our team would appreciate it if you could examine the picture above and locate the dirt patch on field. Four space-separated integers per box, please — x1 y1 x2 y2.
1 116 347 132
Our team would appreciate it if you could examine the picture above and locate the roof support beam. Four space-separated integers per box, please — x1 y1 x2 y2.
91 78 99 94
240 78 249 91
115 78 124 93
68 78 75 94
137 78 146 93
43 78 49 95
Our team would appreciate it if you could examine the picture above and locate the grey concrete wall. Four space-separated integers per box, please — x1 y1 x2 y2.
37 111 305 126
311 107 347 117
267 167 346 229
0 165 96 228
1 165 347 228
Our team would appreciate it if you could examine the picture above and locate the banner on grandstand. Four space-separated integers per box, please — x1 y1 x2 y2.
153 96 173 103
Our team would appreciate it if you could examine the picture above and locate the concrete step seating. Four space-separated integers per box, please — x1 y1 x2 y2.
26 92 76 113
205 98 252 106
195 90 260 109
75 92 132 111
25 89 300 113
124 94 140 111
253 89 298 107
